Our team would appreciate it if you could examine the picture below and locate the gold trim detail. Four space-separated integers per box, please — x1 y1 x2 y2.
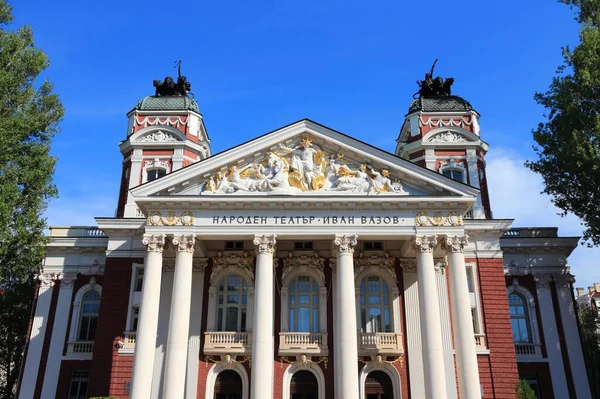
146 211 195 226
415 211 464 227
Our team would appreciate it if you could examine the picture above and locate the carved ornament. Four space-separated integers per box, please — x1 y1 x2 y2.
136 131 178 143
399 258 417 273
211 252 255 282
282 253 325 283
254 234 277 255
147 211 195 226
172 234 196 253
60 273 78 287
434 259 447 274
429 131 466 143
354 253 396 282
444 235 469 253
36 273 59 288
413 235 437 253
415 211 463 227
333 234 358 254
142 234 166 253
280 355 328 369
201 136 408 195
193 258 209 272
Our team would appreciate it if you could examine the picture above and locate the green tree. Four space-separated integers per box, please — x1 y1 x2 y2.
0 0 63 397
526 0 600 246
579 304 600 398
516 379 537 399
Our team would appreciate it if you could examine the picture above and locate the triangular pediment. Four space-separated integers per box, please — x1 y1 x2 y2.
131 119 479 200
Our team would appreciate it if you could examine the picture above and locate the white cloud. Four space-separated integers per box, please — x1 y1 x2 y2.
487 149 600 290
44 195 115 227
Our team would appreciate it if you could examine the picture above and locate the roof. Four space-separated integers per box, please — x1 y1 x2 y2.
408 95 475 114
133 95 200 113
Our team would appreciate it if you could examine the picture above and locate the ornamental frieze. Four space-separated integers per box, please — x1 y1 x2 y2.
414 211 463 227
354 253 396 282
147 211 194 226
282 253 325 283
202 136 408 195
211 252 255 282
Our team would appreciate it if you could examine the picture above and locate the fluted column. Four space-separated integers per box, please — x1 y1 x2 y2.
414 235 448 399
251 234 277 399
41 273 77 399
19 274 58 399
333 234 359 399
163 234 195 399
444 235 481 399
131 234 165 399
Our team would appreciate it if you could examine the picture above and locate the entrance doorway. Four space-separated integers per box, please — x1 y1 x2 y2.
290 370 318 399
364 370 393 399
214 370 242 399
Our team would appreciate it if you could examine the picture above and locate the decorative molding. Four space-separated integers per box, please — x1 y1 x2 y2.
534 275 552 289
172 234 196 253
429 131 467 143
147 210 194 226
253 234 277 255
434 259 447 274
211 252 255 282
142 234 166 253
420 116 476 129
399 258 417 273
36 273 59 288
144 158 170 170
280 354 328 369
60 273 78 288
444 235 469 253
554 274 575 288
415 211 463 227
135 130 179 143
333 234 358 254
354 253 396 282
193 258 209 272
413 235 437 253
89 260 103 276
439 158 466 170
282 253 325 283
358 354 403 369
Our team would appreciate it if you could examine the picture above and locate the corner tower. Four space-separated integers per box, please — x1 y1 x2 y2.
116 72 211 217
395 65 491 219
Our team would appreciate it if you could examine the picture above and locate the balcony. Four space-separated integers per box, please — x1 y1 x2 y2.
474 334 487 349
204 332 251 355
358 333 403 356
515 343 542 357
278 332 328 356
65 341 94 358
117 332 136 355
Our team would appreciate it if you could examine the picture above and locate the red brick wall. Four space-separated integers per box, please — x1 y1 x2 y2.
476 258 519 398
87 257 141 397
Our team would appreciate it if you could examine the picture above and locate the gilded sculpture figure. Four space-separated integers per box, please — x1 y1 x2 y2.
203 136 408 195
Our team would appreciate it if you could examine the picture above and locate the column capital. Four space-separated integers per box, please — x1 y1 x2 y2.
412 234 437 253
399 258 417 273
36 273 59 288
555 274 575 288
172 234 196 253
193 258 209 272
143 234 166 253
59 273 78 288
534 274 552 289
253 234 277 254
333 234 358 254
434 259 447 274
443 234 469 253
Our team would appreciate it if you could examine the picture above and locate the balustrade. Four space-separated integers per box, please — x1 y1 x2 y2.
357 332 403 355
66 341 94 355
278 332 328 355
204 331 251 355
515 343 541 356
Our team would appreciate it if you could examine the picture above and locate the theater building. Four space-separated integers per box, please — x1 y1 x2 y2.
17 74 592 399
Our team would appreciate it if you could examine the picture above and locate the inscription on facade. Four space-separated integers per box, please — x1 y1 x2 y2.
211 215 404 225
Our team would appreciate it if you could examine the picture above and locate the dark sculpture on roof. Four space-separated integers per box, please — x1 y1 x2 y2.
153 60 192 97
414 59 454 98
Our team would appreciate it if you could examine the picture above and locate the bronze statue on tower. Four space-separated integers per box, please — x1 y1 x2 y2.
414 59 454 98
153 60 191 97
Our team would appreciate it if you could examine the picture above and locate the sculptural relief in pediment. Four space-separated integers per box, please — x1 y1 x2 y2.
202 136 408 195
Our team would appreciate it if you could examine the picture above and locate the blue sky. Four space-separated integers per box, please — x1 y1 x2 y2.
11 0 599 289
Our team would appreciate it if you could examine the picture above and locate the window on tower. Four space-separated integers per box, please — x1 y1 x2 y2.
442 169 464 182
147 168 167 182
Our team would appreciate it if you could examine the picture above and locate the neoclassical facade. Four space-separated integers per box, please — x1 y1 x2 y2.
17 77 592 399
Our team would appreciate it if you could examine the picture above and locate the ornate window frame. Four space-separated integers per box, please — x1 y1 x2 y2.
204 361 249 399
282 361 326 399
438 158 467 184
280 254 327 333
206 253 255 332
507 282 542 346
354 255 401 333
67 283 103 344
142 158 170 183
465 262 485 342
359 360 402 399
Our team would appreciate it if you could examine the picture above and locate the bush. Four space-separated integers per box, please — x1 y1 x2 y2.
516 379 537 399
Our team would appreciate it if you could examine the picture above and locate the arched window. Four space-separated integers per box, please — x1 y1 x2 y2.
359 276 391 333
509 293 531 343
217 275 248 332
288 276 320 333
78 290 100 341
442 169 463 182
439 158 467 183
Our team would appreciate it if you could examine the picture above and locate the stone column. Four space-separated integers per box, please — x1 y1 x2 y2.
41 273 77 399
535 275 569 399
333 234 359 399
163 235 195 399
19 273 58 399
251 234 277 399
444 235 481 399
414 235 448 399
131 234 165 399
555 275 592 399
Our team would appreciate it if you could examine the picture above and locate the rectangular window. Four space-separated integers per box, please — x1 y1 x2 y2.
68 371 89 399
135 268 144 291
520 374 540 398
363 242 383 251
294 241 314 250
131 307 139 331
224 241 244 251
466 267 474 293
471 308 480 334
